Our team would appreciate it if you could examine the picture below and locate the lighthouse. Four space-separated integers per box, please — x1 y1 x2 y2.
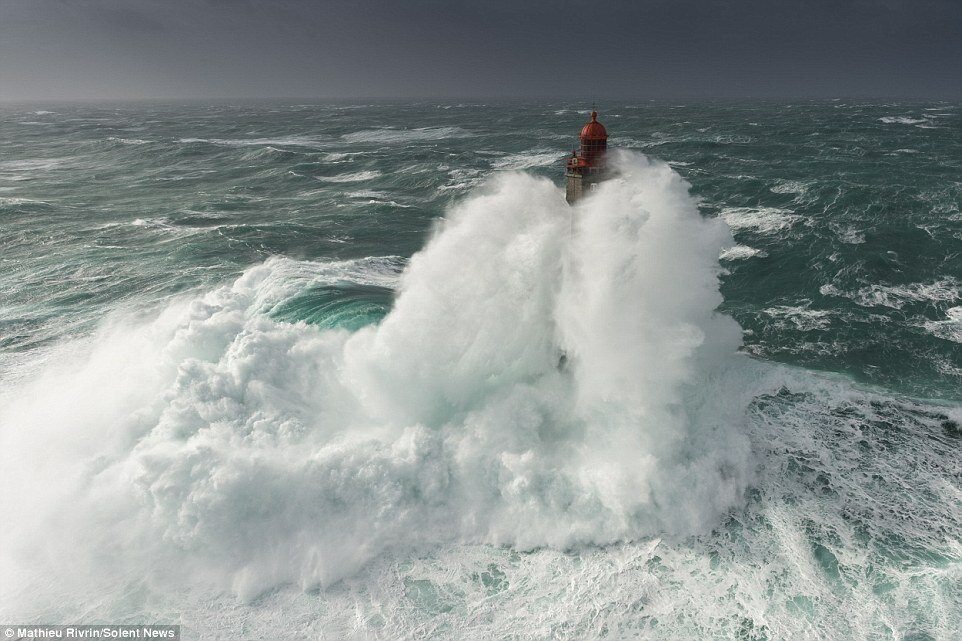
564 110 608 204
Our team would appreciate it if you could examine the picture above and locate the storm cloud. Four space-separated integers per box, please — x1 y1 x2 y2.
0 0 959 100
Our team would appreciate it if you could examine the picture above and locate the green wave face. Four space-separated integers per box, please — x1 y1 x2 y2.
268 283 393 331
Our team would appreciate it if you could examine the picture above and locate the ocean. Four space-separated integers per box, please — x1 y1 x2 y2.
0 101 960 639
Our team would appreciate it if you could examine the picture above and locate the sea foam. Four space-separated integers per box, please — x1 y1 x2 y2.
0 153 751 609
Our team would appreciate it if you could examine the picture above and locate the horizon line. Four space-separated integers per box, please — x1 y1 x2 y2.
2 94 960 106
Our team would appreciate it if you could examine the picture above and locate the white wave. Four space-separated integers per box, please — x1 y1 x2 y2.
0 158 64 172
721 206 804 234
770 179 809 195
131 217 171 227
490 151 563 171
365 199 410 208
823 277 962 309
878 116 930 125
763 304 832 331
0 197 50 207
107 137 151 145
710 134 753 144
346 192 412 208
859 279 962 309
177 136 326 147
341 126 472 144
0 153 750 609
322 151 368 162
719 245 767 261
315 170 382 183
346 189 389 199
923 306 962 343
439 167 484 192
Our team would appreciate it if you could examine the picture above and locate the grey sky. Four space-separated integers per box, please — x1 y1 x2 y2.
0 0 959 101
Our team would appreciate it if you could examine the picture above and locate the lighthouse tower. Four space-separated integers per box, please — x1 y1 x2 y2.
564 110 608 204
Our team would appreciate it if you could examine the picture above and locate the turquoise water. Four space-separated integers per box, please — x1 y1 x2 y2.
1 102 960 639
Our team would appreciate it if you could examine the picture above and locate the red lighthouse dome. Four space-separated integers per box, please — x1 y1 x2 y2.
577 111 608 166
579 111 608 141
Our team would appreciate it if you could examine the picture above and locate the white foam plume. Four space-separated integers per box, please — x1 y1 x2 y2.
0 152 751 611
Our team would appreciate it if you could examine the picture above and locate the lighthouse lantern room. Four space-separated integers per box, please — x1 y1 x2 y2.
564 110 608 204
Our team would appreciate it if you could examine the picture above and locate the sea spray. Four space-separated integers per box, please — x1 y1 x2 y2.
0 152 751 610
557 151 748 534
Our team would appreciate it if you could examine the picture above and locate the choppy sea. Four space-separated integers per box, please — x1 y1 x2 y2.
1 101 960 640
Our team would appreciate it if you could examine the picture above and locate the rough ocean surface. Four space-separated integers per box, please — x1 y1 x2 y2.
1 102 960 640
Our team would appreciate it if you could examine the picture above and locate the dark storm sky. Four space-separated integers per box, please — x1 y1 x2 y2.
1 0 959 101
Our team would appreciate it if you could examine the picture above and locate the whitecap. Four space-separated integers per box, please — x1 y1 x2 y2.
347 190 389 199
721 206 804 234
763 304 832 331
490 151 563 171
0 158 65 172
879 116 929 125
923 306 962 343
439 167 484 192
841 278 962 309
107 137 151 145
0 197 50 207
322 151 367 162
130 217 172 228
341 126 472 144
315 170 382 183
177 136 326 147
719 245 767 260
770 180 809 195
